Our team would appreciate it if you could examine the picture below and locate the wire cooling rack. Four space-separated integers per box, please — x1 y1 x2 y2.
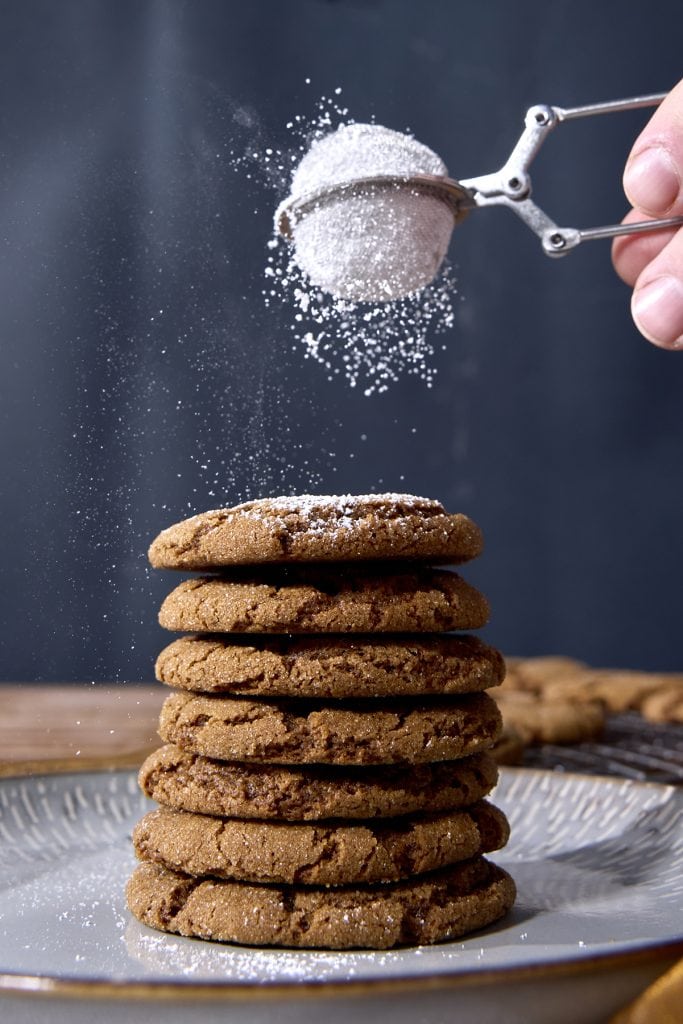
524 712 683 785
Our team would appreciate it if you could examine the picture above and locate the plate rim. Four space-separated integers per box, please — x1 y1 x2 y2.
1 762 681 1003
1 940 683 1004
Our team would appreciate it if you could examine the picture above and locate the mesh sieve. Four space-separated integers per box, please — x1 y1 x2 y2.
278 124 456 303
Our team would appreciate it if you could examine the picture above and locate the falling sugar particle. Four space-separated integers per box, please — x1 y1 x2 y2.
264 237 455 395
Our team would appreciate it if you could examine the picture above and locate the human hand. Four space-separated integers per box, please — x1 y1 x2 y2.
612 79 683 349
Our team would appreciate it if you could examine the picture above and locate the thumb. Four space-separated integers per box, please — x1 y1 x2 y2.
623 79 683 217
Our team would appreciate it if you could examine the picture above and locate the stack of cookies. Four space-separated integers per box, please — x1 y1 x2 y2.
126 494 515 949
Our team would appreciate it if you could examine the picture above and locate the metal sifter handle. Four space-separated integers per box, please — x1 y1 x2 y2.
458 92 683 256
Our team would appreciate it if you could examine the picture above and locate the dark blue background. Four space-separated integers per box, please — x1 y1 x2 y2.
1 0 682 681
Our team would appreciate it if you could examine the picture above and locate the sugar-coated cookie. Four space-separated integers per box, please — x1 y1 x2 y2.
126 857 516 949
139 745 499 820
148 494 483 569
158 568 489 634
132 801 510 885
155 633 504 698
158 690 502 765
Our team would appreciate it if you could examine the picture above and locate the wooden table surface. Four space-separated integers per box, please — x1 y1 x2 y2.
0 683 164 774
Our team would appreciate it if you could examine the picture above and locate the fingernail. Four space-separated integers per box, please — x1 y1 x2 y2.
632 276 683 348
624 147 680 214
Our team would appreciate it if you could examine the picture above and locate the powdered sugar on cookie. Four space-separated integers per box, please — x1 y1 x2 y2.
148 493 482 569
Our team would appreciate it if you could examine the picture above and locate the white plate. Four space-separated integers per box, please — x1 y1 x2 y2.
0 767 682 1024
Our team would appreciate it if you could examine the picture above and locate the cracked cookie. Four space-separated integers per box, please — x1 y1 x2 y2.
126 857 516 949
155 633 504 698
138 745 499 820
158 690 502 765
157 567 489 634
132 801 510 885
148 493 483 570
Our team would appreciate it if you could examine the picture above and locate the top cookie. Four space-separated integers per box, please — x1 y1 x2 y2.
148 494 483 570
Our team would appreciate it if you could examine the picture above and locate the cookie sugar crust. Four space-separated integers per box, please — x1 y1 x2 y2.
126 857 516 949
158 690 503 765
138 746 499 820
157 568 489 635
155 633 505 698
132 801 510 886
148 493 483 569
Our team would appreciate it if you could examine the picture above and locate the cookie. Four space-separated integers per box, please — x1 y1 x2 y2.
148 494 483 570
158 568 489 635
155 633 504 699
490 724 526 766
132 801 510 886
139 745 499 820
547 669 683 715
126 857 516 949
640 684 683 724
158 691 502 765
493 690 605 746
502 656 588 692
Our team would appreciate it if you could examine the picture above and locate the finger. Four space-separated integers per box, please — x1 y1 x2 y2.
631 228 683 349
611 208 678 286
623 78 683 217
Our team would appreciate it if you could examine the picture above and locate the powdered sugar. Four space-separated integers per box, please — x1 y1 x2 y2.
259 87 459 396
232 492 443 530
236 492 443 514
290 123 447 194
264 238 456 396
185 493 445 539
280 123 455 302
